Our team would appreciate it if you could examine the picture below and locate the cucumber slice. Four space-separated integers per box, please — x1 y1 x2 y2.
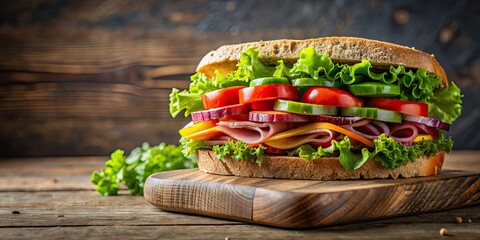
340 107 402 123
249 77 289 87
291 78 340 88
347 82 400 97
274 99 338 115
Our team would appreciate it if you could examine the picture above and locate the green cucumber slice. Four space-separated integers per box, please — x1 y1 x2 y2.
340 107 402 123
291 78 340 88
347 82 400 97
249 77 289 87
274 99 338 115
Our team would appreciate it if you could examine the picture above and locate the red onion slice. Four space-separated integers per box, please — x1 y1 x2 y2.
371 121 390 137
343 124 381 140
390 123 419 143
191 103 250 123
403 115 450 131
405 121 439 137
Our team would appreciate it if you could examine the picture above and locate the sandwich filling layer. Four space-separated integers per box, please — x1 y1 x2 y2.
170 45 462 171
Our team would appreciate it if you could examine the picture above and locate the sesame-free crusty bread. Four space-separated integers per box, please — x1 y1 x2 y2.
197 37 449 86
197 149 445 180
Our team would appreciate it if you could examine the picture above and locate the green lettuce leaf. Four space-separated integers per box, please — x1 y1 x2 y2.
274 60 293 78
372 134 453 169
288 143 334 160
288 46 444 104
288 137 369 171
169 88 204 117
290 46 340 86
287 134 453 171
91 149 125 196
91 143 197 196
212 140 266 164
428 82 463 124
333 138 371 170
180 137 210 157
233 47 275 82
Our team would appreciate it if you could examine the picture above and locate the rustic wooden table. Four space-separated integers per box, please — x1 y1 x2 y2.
1 151 479 239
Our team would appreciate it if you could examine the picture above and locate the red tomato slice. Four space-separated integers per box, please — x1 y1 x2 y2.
239 84 299 104
251 100 275 110
301 87 364 107
248 143 287 155
309 141 333 148
367 98 428 117
202 86 245 109
264 145 287 155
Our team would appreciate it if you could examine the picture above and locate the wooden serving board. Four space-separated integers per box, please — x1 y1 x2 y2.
144 169 480 228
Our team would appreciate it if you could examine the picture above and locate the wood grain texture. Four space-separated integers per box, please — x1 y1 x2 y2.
0 154 479 239
2 221 480 240
145 169 480 228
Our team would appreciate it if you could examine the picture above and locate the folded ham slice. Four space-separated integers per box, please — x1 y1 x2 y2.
264 129 335 149
214 121 288 145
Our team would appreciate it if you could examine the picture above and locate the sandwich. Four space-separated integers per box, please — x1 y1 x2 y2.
169 37 462 180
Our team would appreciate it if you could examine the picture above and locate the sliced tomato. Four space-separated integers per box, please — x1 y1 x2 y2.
202 86 245 109
264 145 287 155
301 86 364 107
239 84 299 104
248 143 288 155
251 100 275 110
179 120 217 137
309 140 334 148
367 98 428 117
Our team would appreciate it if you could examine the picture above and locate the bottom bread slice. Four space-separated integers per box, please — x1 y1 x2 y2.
197 149 445 180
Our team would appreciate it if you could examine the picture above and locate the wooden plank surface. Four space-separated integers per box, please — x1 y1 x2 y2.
0 152 479 239
144 169 480 228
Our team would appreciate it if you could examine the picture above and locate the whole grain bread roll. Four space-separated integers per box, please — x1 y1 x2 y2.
197 37 448 86
197 149 445 180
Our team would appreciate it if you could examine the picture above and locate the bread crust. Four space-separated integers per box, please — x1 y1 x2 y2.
197 37 448 86
197 149 445 180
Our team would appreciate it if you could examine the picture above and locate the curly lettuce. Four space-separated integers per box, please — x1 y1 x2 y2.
288 137 371 170
180 137 210 157
91 143 197 196
428 82 463 124
288 134 453 171
212 140 266 164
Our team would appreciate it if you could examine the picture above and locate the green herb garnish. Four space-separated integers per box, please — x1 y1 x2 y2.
91 142 197 196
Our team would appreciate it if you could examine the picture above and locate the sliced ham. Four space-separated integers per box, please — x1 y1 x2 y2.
265 129 335 149
215 121 288 145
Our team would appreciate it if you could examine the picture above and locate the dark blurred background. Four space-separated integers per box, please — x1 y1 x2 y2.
0 0 479 157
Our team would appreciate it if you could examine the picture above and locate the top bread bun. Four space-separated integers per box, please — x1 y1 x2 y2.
196 37 448 86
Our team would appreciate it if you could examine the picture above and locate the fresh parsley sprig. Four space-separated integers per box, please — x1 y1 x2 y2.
91 142 197 196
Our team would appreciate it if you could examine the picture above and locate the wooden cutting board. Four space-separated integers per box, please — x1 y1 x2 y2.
144 169 480 228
